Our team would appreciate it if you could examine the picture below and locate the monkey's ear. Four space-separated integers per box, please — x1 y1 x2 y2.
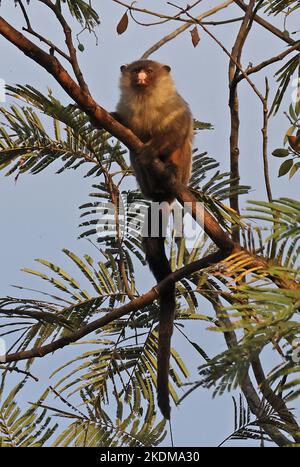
120 65 127 72
163 65 171 73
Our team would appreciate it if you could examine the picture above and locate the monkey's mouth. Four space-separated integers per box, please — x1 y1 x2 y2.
133 80 149 89
135 80 148 87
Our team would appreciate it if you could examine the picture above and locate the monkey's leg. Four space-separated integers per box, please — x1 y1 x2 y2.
137 148 180 202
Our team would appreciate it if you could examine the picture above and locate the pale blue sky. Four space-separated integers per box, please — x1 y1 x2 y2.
0 0 299 446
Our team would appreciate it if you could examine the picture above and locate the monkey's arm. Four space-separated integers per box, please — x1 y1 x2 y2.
141 108 192 160
135 110 192 200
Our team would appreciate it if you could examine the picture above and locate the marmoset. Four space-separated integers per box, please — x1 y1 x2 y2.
115 59 193 419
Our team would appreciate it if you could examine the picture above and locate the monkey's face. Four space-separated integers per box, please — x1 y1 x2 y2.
120 60 171 92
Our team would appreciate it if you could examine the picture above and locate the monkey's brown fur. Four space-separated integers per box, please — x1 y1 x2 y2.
115 60 193 419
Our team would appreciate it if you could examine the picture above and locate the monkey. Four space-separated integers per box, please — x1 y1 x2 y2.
114 59 194 419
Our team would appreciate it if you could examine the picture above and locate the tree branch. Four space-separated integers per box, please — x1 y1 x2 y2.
4 249 231 364
227 0 256 242
38 0 89 93
233 0 296 46
237 42 300 83
262 78 272 203
0 17 141 151
17 0 70 61
141 0 234 58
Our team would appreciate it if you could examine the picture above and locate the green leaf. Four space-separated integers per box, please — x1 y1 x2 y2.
278 159 293 177
272 148 289 157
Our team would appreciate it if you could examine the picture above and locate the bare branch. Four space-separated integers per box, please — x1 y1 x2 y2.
237 43 300 82
233 0 296 46
38 0 89 93
202 16 243 26
4 249 231 364
141 0 234 58
0 364 39 381
262 78 272 203
227 0 256 242
17 0 70 61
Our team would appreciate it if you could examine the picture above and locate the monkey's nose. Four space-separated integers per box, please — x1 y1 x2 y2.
137 71 147 84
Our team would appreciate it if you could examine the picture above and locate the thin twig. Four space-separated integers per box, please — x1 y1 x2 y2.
114 0 297 52
141 0 234 58
17 0 70 61
202 16 243 26
262 78 272 203
38 0 89 93
261 77 279 260
237 42 300 83
233 0 296 46
0 364 38 381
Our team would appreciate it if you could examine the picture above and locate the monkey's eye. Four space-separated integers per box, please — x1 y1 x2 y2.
147 68 153 74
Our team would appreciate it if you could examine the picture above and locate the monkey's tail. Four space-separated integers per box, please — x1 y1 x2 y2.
157 277 175 420
143 235 175 420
